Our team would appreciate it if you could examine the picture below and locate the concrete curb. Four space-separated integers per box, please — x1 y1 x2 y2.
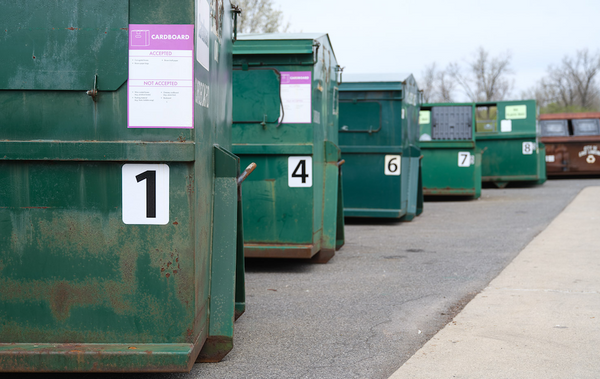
389 186 600 379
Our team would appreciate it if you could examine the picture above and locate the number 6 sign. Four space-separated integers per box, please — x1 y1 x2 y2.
122 164 170 225
384 155 401 176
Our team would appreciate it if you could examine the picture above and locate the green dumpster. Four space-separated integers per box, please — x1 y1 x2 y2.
419 103 482 198
474 100 546 187
0 1 245 372
338 74 423 219
231 33 345 263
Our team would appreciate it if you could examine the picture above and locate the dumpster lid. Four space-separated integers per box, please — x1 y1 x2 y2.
235 33 336 59
238 33 328 41
539 112 600 121
340 73 417 92
343 73 413 83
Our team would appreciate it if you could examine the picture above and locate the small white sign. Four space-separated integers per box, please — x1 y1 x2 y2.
195 0 210 70
500 119 512 132
419 110 431 125
122 164 170 225
313 110 321 124
546 155 555 163
384 155 401 176
288 156 312 187
522 142 535 155
401 109 405 119
505 105 527 119
458 152 471 167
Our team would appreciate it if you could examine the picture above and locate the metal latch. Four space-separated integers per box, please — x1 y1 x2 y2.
86 74 98 102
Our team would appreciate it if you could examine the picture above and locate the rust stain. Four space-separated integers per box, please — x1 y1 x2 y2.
50 281 101 321
173 221 179 225
121 27 129 31
66 27 79 31
165 273 170 278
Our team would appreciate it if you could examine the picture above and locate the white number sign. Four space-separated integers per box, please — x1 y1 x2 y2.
288 156 312 187
384 155 401 176
458 152 471 167
122 164 170 225
522 142 535 155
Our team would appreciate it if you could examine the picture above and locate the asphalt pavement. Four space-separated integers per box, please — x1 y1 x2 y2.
390 185 600 379
67 178 600 379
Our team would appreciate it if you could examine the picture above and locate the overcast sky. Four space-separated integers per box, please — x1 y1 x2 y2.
273 0 600 100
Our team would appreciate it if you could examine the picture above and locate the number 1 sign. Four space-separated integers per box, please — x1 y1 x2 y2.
122 164 170 225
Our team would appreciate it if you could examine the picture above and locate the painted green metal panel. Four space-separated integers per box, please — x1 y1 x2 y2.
0 0 242 372
338 75 422 219
1 0 128 91
232 33 344 261
340 153 405 217
475 100 546 185
419 103 482 198
232 69 281 123
420 146 482 197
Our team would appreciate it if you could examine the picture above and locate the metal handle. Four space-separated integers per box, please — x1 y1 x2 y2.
339 124 382 134
231 4 241 43
336 159 345 167
237 162 257 185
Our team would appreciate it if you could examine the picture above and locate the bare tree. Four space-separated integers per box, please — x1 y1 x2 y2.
448 47 513 102
419 63 456 103
420 63 437 103
235 0 289 33
524 49 600 113
437 69 456 102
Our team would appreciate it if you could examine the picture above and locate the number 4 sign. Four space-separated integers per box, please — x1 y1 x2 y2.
288 156 312 187
122 164 170 224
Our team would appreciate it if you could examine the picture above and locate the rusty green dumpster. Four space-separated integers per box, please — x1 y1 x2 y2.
0 0 244 372
419 103 482 198
338 74 423 219
475 100 546 187
231 33 345 263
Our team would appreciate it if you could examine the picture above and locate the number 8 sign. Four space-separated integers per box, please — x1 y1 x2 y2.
522 142 535 155
122 164 170 225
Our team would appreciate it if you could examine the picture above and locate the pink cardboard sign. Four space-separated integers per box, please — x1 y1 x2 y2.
128 24 195 129
280 71 312 124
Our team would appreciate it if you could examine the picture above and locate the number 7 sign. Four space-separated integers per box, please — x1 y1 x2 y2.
122 164 170 225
